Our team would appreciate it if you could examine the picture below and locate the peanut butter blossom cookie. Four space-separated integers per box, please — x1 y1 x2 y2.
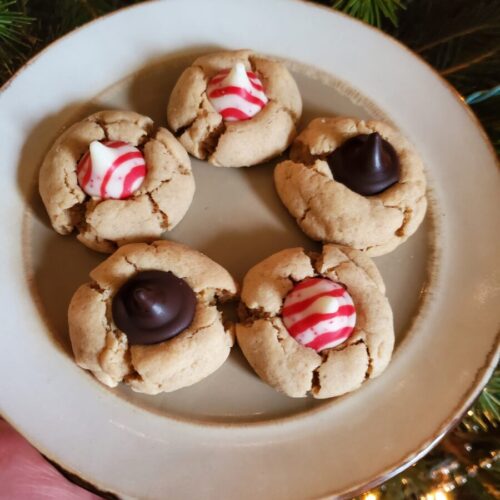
68 240 238 394
274 117 427 256
167 49 302 167
236 244 394 398
39 110 195 253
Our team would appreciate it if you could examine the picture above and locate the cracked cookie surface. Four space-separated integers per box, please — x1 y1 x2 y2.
39 110 195 253
236 244 394 398
68 240 238 394
167 49 302 167
274 117 427 256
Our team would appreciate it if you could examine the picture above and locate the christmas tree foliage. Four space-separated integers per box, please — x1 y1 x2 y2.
0 0 498 498
331 0 405 27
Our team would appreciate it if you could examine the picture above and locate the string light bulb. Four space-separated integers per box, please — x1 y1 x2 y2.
424 490 449 500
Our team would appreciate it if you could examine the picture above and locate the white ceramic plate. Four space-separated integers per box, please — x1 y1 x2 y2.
0 0 499 498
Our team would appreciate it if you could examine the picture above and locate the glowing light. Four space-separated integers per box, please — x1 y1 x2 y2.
425 490 448 500
363 494 378 500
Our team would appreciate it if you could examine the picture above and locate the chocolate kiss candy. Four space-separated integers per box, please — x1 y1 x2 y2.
327 132 400 196
112 270 196 345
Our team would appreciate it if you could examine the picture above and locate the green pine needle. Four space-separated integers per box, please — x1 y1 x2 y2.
0 1 32 39
332 0 405 27
461 368 500 432
0 0 33 74
0 0 144 81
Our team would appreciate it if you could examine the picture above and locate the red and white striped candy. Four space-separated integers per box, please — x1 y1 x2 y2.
282 278 356 352
207 62 268 122
77 140 147 200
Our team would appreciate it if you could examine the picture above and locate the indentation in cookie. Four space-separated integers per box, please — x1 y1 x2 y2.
395 206 412 237
310 338 369 398
363 338 373 379
199 120 226 158
76 209 118 254
289 140 321 165
66 202 86 232
146 192 169 230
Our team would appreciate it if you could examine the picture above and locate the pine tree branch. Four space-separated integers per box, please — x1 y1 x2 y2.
441 50 497 77
415 24 495 52
395 0 500 95
461 367 500 431
330 0 405 28
81 0 100 19
0 0 33 75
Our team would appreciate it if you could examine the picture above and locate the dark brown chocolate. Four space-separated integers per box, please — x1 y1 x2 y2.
327 132 400 196
112 270 196 345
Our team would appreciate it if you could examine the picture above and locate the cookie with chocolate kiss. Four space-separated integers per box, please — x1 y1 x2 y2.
68 241 238 395
274 117 427 256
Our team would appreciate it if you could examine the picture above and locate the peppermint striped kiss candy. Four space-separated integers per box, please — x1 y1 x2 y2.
282 278 356 353
77 140 147 200
207 62 268 122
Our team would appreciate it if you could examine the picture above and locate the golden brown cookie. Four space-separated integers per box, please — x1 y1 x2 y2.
167 49 302 167
39 110 195 253
274 117 427 256
236 244 394 398
68 240 238 394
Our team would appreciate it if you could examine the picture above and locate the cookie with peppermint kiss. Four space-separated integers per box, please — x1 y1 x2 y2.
236 244 394 399
39 110 195 253
167 49 302 167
